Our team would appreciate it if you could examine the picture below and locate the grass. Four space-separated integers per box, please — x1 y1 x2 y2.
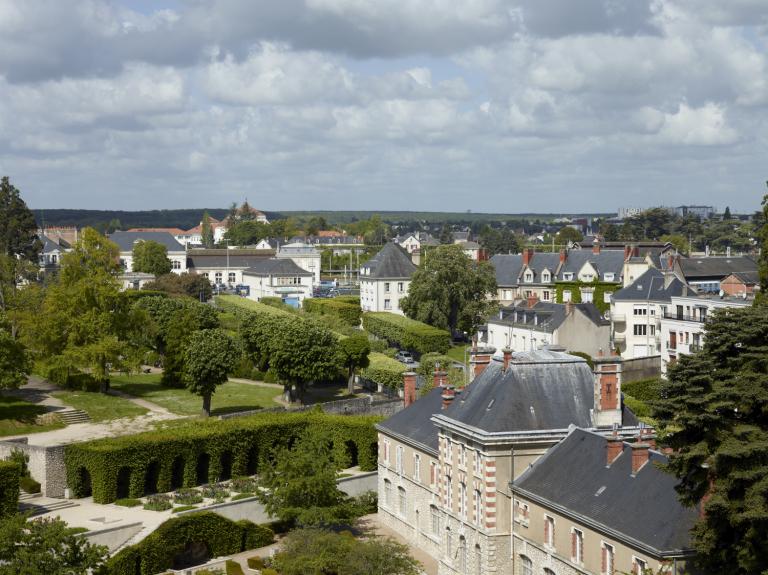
0 395 65 437
172 505 199 513
53 390 149 422
110 374 283 416
445 345 470 366
114 498 143 507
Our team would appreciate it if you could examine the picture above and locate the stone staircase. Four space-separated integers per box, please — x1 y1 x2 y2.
20 498 79 517
58 408 90 424
18 491 41 503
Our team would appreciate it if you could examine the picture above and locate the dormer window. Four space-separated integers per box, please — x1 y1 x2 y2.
604 272 615 282
541 270 551 283
524 270 534 283
563 272 574 281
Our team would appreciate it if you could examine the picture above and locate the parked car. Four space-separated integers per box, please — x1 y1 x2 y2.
395 351 415 364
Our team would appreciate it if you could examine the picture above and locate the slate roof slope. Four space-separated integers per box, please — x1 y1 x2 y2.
678 256 758 279
242 258 313 276
556 249 625 279
362 242 417 279
514 428 698 554
109 231 185 252
376 388 444 454
188 252 274 269
490 301 608 333
612 268 686 302
490 253 562 285
441 350 594 433
40 235 62 253
728 270 760 284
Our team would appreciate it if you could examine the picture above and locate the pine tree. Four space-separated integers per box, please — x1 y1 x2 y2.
723 206 732 220
652 305 768 573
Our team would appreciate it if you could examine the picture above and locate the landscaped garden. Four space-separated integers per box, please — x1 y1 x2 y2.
52 389 149 422
0 395 64 437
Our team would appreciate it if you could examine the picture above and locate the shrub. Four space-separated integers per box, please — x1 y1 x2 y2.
247 556 265 570
104 512 273 575
349 490 378 516
19 476 41 494
226 560 245 575
0 461 20 518
362 312 450 354
624 396 651 419
114 498 142 507
238 520 275 549
173 488 203 505
360 352 406 389
231 492 255 501
623 377 663 402
144 493 172 511
303 298 361 326
202 484 229 501
215 295 295 318
261 569 279 575
172 505 198 513
64 411 379 503
230 476 258 493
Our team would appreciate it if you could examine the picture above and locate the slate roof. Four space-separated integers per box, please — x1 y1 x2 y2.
362 242 417 279
678 256 758 280
491 249 626 286
727 270 760 284
187 251 274 269
514 428 698 554
40 235 62 253
612 268 686 302
491 253 561 286
376 388 444 454
242 258 313 276
489 301 608 333
109 231 185 253
556 248 625 280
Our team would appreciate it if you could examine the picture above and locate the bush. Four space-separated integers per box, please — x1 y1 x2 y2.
64 411 379 503
226 560 245 575
172 505 198 513
624 396 651 419
144 493 173 511
247 556 265 570
230 476 258 493
104 512 273 575
0 461 20 518
19 476 41 494
623 377 663 402
362 312 450 354
238 520 275 549
261 569 279 575
349 490 377 516
303 298 362 327
360 352 406 390
566 351 594 369
202 484 229 501
231 492 255 501
173 488 203 505
114 498 142 507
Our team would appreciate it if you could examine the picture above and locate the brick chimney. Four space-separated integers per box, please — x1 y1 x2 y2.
593 357 622 428
606 434 624 466
502 348 512 372
624 245 632 261
631 443 650 474
527 293 538 309
469 347 494 382
667 253 675 270
522 248 534 266
441 386 456 410
433 368 448 389
403 371 417 408
633 246 640 257
559 248 567 264
565 301 573 315
592 236 601 255
638 426 657 450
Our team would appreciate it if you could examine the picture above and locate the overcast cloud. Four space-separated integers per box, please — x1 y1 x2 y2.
0 0 766 212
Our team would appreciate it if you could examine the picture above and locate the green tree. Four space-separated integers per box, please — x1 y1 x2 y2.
223 220 270 246
554 226 583 245
143 272 212 300
758 189 768 305
479 226 520 256
0 514 108 575
401 244 497 335
439 224 453 244
652 305 768 574
599 222 620 242
723 206 732 220
272 528 421 575
201 211 214 248
0 316 30 390
182 328 239 416
255 432 350 527
131 240 172 276
659 234 690 255
305 216 328 236
336 335 370 394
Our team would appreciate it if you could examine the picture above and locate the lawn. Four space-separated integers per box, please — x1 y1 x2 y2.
445 345 470 366
110 374 284 416
53 390 149 422
0 395 65 437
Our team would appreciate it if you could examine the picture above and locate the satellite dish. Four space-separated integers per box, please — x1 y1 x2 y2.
718 289 724 299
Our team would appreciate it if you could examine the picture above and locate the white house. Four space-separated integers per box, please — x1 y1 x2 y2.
39 235 65 272
186 248 276 286
241 259 313 304
660 291 752 375
360 242 417 314
109 231 187 274
276 242 322 286
610 268 686 360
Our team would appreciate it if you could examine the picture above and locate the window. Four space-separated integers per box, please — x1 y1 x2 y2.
544 515 555 548
544 570 556 575
475 545 481 575
445 474 452 508
633 306 648 316
215 272 223 283
228 272 236 283
444 438 452 463
649 324 656 336
633 325 647 336
384 299 391 310
413 453 421 482
602 543 615 575
572 528 584 564
398 486 406 516
473 489 482 524
473 452 482 476
459 482 467 518
384 479 392 508
445 528 452 559
430 461 437 486
430 505 440 535
563 272 574 280
604 272 615 281
459 444 466 468
520 555 533 575
383 440 390 464
633 558 647 575
603 291 612 304
515 500 530 524
458 536 467 573
172 260 181 269
396 446 404 474
51 254 57 263
563 290 572 302
581 289 593 303
524 271 534 283
398 282 404 293
202 272 209 279
543 290 550 301
384 282 391 293
542 271 551 282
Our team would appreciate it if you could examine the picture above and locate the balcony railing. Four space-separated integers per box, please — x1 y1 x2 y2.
662 313 707 323
610 313 626 323
614 332 626 342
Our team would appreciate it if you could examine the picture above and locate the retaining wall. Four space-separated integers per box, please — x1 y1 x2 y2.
0 440 67 498
621 355 661 383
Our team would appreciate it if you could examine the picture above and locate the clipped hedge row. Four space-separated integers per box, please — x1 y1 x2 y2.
105 512 274 575
362 312 450 354
215 295 295 318
361 352 407 389
622 377 663 402
0 461 20 518
303 298 362 326
64 412 379 504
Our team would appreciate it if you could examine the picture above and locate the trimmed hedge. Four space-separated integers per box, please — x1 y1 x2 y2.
622 377 663 402
64 411 379 503
362 312 450 354
303 298 362 327
0 461 20 518
361 352 407 390
216 295 294 318
105 512 274 575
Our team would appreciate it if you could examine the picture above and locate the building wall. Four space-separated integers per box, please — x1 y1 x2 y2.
554 313 611 358
486 321 555 353
360 278 410 314
119 251 187 275
277 251 321 285
195 266 245 285
721 276 755 296
496 284 555 306
611 299 663 360
241 273 313 302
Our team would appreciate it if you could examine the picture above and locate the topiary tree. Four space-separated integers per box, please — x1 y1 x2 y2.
182 329 239 416
132 240 172 277
336 335 370 395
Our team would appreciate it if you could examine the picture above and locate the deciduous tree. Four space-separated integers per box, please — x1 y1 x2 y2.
131 240 172 277
554 226 583 245
336 335 370 394
0 316 30 390
182 328 239 416
143 272 212 300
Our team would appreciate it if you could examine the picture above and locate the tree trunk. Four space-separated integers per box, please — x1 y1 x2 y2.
202 393 211 417
100 379 110 393
347 367 355 395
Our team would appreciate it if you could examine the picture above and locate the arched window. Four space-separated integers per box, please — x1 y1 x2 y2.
520 555 533 575
458 536 467 572
383 479 392 508
544 569 556 575
445 527 452 559
430 505 440 535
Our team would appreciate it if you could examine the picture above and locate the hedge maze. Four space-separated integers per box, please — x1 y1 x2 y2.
64 411 379 504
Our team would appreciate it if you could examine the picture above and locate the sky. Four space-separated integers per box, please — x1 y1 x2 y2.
1 0 767 213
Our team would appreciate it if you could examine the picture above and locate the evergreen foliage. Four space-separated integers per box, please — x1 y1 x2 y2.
362 312 451 354
652 305 768 574
0 461 20 518
360 352 406 390
201 211 214 248
758 189 768 306
303 298 362 326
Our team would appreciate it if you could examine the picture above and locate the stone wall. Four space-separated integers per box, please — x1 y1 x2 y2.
0 439 67 498
621 355 661 383
337 471 377 497
83 522 143 553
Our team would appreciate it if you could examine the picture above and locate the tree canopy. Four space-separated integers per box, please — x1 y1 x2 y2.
554 226 583 245
479 225 520 256
182 328 239 416
131 240 172 277
201 211 214 248
0 315 30 390
401 244 497 335
143 272 212 300
336 335 370 394
652 305 768 574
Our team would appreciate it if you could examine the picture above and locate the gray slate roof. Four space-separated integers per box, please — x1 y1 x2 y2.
514 428 698 554
612 268 686 303
242 258 313 276
678 256 757 280
362 242 417 279
376 388 444 454
728 270 760 284
188 253 274 269
491 249 626 286
110 231 185 253
491 252 561 286
40 235 63 254
489 301 608 333
557 248 625 280
440 351 595 433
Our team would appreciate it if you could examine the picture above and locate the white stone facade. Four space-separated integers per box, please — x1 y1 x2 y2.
360 277 410 314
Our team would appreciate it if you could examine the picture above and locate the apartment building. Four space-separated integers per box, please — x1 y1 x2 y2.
360 242 417 314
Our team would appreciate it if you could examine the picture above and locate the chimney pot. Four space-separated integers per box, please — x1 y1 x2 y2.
559 249 567 264
433 369 448 389
403 371 417 408
441 386 456 410
502 348 512 372
593 237 601 255
631 443 650 474
606 435 624 466
522 248 534 266
527 293 538 309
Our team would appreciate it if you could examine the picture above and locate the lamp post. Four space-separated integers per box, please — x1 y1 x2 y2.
224 239 230 287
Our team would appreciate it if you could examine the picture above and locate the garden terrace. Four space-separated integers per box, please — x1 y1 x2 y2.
64 411 379 503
